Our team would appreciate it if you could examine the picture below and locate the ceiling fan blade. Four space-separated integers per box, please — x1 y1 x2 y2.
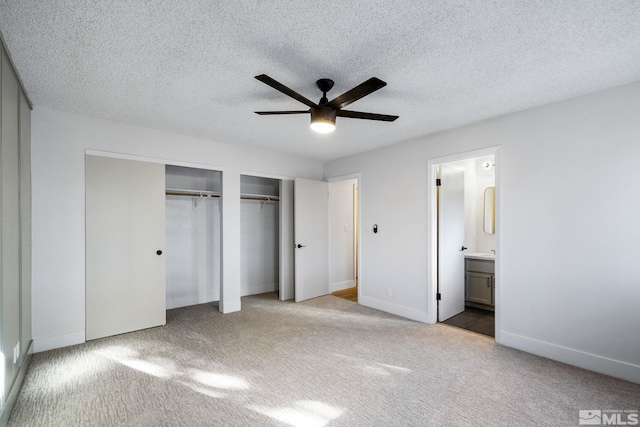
255 110 310 115
255 75 317 108
327 77 387 110
337 110 399 122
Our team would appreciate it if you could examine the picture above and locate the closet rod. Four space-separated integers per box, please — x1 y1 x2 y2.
166 187 220 195
166 191 220 198
240 193 280 202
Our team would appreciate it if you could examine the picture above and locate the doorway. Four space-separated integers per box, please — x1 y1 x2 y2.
428 148 499 339
86 154 226 341
165 165 222 310
328 176 360 303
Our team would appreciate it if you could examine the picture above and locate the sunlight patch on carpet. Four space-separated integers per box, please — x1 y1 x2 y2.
95 346 175 378
177 381 227 399
249 400 343 427
190 370 250 390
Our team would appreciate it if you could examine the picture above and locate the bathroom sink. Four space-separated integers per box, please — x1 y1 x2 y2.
464 252 495 260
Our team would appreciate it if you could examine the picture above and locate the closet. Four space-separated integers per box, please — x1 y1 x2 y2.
165 166 222 309
1 41 32 421
240 175 280 297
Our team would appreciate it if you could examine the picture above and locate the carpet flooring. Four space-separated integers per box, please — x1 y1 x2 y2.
9 293 640 426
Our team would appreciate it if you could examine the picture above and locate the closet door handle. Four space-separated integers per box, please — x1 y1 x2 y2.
156 250 163 255
296 244 306 249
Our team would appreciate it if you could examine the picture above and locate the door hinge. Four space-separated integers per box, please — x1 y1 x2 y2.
436 179 441 186
436 293 442 301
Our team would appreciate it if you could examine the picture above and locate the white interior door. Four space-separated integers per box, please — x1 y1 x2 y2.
294 178 329 302
86 156 166 340
438 165 466 321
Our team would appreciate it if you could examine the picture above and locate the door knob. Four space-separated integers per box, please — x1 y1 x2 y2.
459 246 468 251
156 250 163 255
296 244 306 249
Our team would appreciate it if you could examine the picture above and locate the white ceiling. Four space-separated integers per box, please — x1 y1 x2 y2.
1 1 639 161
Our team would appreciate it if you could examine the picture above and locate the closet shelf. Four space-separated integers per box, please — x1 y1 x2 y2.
165 190 280 201
240 193 280 202
166 188 220 198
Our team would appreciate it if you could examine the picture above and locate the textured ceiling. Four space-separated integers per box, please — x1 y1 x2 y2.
1 1 639 161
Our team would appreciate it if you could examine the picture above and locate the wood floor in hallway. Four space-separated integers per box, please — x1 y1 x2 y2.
332 286 358 303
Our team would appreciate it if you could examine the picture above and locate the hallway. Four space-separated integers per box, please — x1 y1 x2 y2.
332 286 358 303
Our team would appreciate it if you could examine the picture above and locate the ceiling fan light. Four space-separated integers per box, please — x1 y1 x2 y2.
310 119 336 133
310 106 337 134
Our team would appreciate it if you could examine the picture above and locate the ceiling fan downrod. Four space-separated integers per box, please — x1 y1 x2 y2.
316 78 334 105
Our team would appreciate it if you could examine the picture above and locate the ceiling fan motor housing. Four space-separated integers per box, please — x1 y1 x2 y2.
310 105 337 124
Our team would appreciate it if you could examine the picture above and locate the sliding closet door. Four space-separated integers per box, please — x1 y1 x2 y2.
86 156 166 340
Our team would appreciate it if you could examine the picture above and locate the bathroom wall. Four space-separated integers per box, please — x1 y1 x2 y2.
442 156 495 253
472 156 495 253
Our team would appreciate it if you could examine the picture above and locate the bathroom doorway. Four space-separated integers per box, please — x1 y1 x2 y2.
428 148 499 339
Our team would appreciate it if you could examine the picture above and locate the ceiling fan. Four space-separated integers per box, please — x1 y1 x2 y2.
254 74 399 134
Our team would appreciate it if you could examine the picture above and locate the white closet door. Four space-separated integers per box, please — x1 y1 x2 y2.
2 46 21 389
294 178 329 302
86 156 166 340
438 165 466 321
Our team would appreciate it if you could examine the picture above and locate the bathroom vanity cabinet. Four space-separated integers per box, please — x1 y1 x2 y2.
465 257 495 310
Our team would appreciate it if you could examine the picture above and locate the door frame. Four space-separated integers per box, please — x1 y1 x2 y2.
327 173 362 302
427 147 501 342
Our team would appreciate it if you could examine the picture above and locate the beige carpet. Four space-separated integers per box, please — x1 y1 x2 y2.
9 293 640 426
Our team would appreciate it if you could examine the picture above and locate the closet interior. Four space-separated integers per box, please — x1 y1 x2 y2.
165 165 222 309
240 175 280 297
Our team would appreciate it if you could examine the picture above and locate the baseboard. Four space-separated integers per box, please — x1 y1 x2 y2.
219 299 241 314
167 292 219 310
33 330 85 353
359 295 430 323
330 280 355 292
241 283 277 297
0 340 33 426
501 331 640 384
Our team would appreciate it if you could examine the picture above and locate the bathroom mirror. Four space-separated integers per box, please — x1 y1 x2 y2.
483 186 495 234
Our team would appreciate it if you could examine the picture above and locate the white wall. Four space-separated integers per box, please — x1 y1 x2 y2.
324 81 640 383
330 178 356 291
445 156 495 253
240 175 280 296
165 166 222 309
31 107 323 352
165 197 220 309
473 157 495 253
241 200 279 296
